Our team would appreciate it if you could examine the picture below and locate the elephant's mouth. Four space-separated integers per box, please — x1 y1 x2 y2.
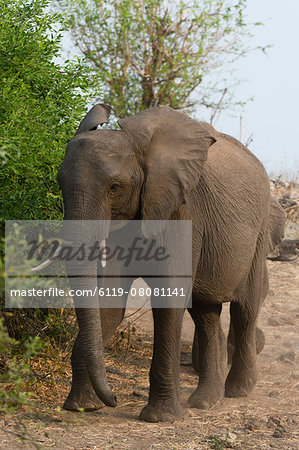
109 219 131 232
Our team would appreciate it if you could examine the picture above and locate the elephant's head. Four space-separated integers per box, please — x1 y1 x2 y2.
57 104 215 407
59 104 216 225
58 105 143 223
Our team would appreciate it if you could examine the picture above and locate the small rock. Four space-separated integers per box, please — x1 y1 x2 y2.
277 351 295 363
268 318 280 326
268 390 279 398
268 316 295 327
227 432 237 442
281 316 295 326
244 418 260 431
208 432 234 448
268 416 281 427
273 426 286 438
107 366 122 374
290 370 299 380
180 351 192 365
131 390 142 397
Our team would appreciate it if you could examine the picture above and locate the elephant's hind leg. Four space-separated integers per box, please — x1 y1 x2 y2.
192 325 227 376
225 248 267 398
188 303 225 409
227 262 268 366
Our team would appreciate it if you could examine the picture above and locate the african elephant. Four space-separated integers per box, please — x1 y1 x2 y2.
57 104 285 422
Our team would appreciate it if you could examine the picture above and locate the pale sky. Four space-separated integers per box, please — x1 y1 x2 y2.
212 0 299 178
61 0 299 178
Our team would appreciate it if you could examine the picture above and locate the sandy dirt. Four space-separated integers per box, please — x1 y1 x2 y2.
0 256 298 449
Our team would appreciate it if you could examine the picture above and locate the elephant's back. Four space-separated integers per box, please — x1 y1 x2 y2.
204 130 270 211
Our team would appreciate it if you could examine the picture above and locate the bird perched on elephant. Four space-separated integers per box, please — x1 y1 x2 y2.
57 104 286 422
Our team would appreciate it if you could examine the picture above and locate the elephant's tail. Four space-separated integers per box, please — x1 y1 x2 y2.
266 197 286 256
227 326 265 366
255 326 265 354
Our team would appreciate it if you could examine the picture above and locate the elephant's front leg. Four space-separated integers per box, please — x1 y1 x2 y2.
139 308 185 423
225 253 266 398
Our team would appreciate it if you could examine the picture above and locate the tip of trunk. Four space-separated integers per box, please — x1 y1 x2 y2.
99 389 117 407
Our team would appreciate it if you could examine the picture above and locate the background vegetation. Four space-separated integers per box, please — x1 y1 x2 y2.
58 0 266 120
0 0 101 223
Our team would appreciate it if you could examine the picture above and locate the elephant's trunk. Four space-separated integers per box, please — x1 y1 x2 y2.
74 305 117 407
64 213 116 407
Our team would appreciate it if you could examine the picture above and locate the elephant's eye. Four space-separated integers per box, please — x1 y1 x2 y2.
109 182 120 196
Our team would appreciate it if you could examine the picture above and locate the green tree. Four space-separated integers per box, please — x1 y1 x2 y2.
0 0 100 344
0 0 101 223
58 0 264 119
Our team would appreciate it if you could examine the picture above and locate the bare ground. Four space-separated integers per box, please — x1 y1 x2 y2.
0 257 298 449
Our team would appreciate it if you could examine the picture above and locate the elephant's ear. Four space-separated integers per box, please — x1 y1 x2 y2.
75 104 112 135
119 106 216 220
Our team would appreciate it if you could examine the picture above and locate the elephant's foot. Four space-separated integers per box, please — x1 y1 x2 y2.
63 387 104 412
225 363 257 397
188 381 224 409
139 397 184 423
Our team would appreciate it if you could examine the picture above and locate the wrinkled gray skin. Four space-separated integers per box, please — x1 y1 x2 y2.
58 104 286 422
